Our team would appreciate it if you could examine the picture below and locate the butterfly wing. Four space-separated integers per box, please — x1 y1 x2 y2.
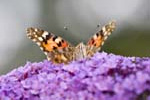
87 21 116 54
26 27 73 63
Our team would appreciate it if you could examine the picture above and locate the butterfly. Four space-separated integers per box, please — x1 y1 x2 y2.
26 21 116 64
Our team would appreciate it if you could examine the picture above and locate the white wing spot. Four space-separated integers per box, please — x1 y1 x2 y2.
34 28 38 32
44 52 48 55
104 32 108 36
55 37 61 43
101 42 104 45
47 57 51 61
38 37 43 41
33 32 36 35
108 32 111 35
32 39 36 42
36 42 41 46
40 47 44 50
93 34 97 39
102 27 106 33
104 36 108 40
34 35 38 38
42 31 49 38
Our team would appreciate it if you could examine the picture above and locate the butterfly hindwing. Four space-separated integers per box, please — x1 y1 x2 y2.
47 47 74 63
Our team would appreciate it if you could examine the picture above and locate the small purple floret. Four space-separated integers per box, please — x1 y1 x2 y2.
0 52 150 100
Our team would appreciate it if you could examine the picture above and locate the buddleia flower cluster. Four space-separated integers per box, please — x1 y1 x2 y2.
0 52 150 100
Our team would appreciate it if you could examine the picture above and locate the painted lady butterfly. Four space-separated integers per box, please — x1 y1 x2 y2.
26 21 116 64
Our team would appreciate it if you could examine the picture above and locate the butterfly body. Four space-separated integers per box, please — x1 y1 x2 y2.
27 21 116 64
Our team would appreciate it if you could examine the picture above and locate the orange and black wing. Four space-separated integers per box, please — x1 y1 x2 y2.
87 21 116 51
26 27 73 63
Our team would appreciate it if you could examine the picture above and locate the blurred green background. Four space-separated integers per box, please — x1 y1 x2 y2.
0 0 149 75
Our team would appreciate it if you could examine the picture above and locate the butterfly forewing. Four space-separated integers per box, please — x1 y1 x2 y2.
87 21 116 51
26 27 73 63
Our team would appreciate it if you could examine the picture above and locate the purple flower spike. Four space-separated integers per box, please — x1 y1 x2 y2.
0 52 150 100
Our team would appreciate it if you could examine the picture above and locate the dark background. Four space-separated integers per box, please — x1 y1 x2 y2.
0 0 149 75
